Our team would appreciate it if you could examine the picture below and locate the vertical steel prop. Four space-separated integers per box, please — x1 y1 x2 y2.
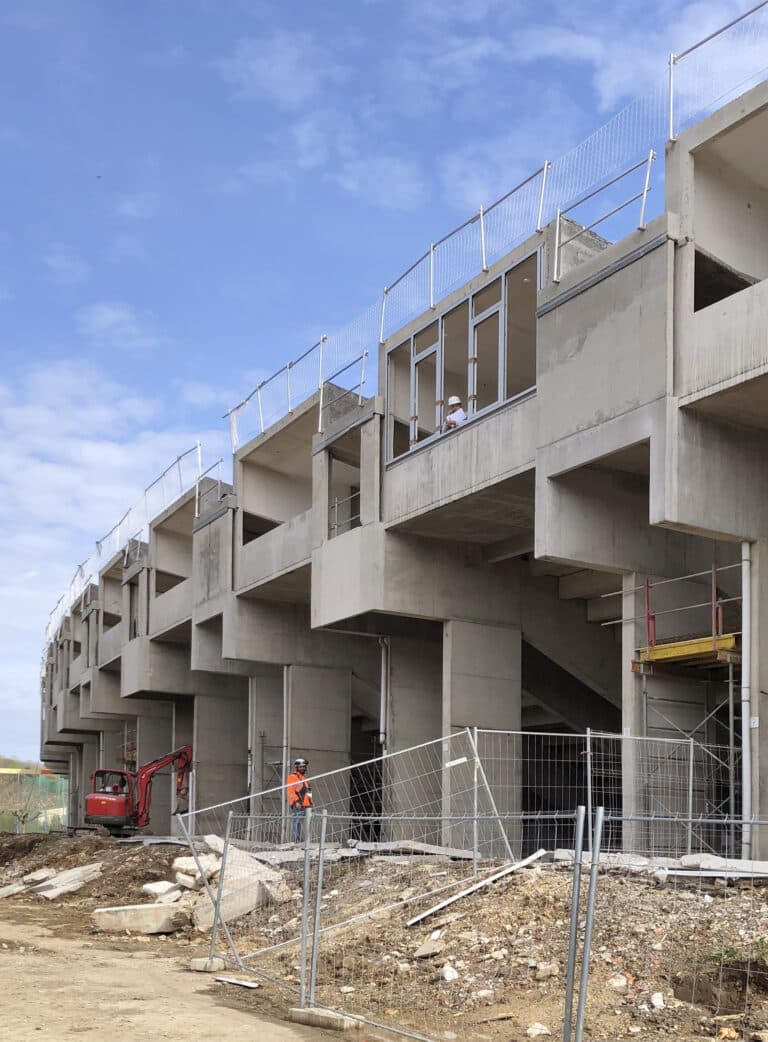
299 807 314 1007
308 809 328 1007
574 806 605 1042
562 805 586 1042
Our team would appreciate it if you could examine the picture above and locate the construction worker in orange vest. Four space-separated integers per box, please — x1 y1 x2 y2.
287 757 312 842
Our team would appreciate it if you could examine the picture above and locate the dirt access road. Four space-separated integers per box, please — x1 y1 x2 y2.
1 903 332 1042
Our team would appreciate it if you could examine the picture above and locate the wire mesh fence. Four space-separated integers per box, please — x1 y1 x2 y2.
189 806 768 1042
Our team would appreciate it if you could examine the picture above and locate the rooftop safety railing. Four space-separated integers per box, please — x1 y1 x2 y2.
44 443 204 647
223 2 768 452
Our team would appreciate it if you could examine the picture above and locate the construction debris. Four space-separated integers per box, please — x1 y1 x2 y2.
214 976 260 989
30 862 103 900
93 903 191 934
406 849 547 927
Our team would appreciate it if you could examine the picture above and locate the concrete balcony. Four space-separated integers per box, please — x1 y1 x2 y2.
678 277 768 416
234 509 312 595
149 577 192 638
98 623 123 668
383 396 536 538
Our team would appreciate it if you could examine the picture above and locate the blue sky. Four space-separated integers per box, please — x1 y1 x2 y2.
0 0 752 760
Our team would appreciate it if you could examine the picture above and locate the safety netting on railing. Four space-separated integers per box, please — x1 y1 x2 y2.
43 443 204 647
224 3 768 452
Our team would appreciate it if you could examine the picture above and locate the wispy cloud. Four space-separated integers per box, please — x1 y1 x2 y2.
44 244 90 285
114 191 163 220
332 156 427 211
218 31 348 110
77 302 164 350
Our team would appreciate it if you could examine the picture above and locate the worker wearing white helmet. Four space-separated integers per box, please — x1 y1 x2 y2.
445 394 467 430
286 757 313 842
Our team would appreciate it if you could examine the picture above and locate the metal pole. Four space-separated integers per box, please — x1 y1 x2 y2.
563 805 586 1042
479 207 488 272
687 737 695 856
741 541 752 859
209 810 233 961
585 729 593 856
196 439 203 478
728 662 736 853
472 726 479 876
574 806 604 1042
467 728 514 861
553 208 562 283
637 149 655 230
299 807 314 1008
256 387 264 434
358 350 367 404
333 498 339 537
308 809 328 1007
536 160 551 232
379 287 388 344
667 54 676 141
286 363 292 413
429 244 435 310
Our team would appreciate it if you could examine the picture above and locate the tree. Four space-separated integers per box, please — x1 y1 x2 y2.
0 774 49 833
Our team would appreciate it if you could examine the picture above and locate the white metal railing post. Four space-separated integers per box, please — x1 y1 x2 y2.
256 386 264 433
286 363 293 413
687 737 695 855
429 243 435 309
228 409 239 452
479 206 488 272
553 208 562 283
358 350 367 404
379 287 388 344
668 53 676 141
196 439 203 478
317 336 326 434
638 149 655 229
536 160 551 232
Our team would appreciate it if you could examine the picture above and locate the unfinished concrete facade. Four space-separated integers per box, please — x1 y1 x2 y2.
41 82 768 850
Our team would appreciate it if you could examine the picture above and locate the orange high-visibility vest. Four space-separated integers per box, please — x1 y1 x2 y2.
286 772 312 808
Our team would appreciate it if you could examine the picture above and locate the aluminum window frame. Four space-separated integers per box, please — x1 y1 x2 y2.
384 245 542 462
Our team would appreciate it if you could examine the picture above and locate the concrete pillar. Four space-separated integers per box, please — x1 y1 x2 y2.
751 541 768 856
286 664 351 782
135 710 174 834
359 417 381 526
76 740 99 827
101 725 125 770
249 669 284 811
193 693 249 818
443 620 521 855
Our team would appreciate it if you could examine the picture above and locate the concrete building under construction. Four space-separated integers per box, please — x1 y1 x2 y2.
39 78 768 854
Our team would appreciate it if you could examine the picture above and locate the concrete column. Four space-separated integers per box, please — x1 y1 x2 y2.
249 669 284 810
286 665 351 781
751 541 768 856
101 725 125 770
192 693 249 818
443 620 521 855
359 417 381 526
384 637 442 824
311 450 331 549
135 710 174 834
76 739 99 827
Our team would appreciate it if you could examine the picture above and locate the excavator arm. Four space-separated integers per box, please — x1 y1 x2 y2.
134 744 192 828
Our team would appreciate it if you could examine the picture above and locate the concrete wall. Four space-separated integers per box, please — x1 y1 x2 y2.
694 152 768 281
235 509 311 591
193 693 249 812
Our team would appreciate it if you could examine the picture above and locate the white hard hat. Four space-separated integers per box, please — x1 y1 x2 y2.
447 395 462 406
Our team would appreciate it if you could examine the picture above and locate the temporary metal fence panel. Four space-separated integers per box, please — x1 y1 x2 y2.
566 812 768 1042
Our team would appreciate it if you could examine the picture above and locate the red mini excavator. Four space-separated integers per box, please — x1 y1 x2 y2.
84 744 192 833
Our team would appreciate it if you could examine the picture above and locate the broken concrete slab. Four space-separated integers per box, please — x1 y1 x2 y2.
154 885 184 905
175 872 203 890
92 904 191 934
202 834 225 855
172 853 220 879
22 868 56 885
289 1008 361 1032
192 847 291 932
31 862 103 900
414 937 445 959
353 840 474 859
0 882 27 899
142 880 178 898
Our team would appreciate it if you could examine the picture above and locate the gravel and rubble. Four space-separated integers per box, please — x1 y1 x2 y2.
7 831 768 1041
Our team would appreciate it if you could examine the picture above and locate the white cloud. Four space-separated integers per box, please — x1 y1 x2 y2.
218 31 347 110
0 359 229 761
44 244 90 285
114 191 163 220
77 302 164 350
332 156 427 211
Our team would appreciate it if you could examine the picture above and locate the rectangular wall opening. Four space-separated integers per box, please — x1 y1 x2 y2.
694 249 756 312
242 512 280 545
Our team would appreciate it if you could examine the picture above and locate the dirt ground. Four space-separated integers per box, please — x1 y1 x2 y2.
6 832 768 1041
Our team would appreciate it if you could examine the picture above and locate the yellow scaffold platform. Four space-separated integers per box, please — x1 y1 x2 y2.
633 632 739 672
